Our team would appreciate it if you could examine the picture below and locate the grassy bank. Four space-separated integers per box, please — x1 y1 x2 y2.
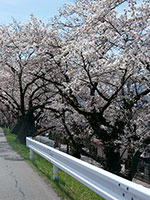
3 128 104 200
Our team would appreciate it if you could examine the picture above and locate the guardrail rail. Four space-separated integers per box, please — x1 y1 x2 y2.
26 137 150 200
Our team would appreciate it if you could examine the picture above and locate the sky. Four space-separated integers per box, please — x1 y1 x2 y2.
0 0 73 24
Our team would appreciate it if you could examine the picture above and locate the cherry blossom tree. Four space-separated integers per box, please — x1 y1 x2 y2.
48 0 150 179
0 16 61 143
0 0 150 181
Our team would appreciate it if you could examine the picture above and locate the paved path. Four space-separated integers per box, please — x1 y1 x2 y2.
0 129 61 200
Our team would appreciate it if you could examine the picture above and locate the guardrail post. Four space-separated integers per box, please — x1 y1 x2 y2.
53 165 58 180
30 149 33 160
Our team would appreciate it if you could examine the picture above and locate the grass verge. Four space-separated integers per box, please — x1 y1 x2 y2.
3 128 104 200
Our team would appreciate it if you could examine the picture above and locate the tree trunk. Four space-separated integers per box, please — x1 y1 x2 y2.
127 150 141 181
104 145 121 175
11 119 23 135
12 112 36 144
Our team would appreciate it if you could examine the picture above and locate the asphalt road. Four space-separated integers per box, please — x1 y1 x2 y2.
0 128 61 200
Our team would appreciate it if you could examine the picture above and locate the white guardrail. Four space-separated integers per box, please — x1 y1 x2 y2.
26 137 150 200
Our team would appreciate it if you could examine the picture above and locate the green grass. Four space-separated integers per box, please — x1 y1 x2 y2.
3 128 104 200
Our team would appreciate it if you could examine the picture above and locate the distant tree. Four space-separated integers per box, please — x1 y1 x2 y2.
0 102 15 127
